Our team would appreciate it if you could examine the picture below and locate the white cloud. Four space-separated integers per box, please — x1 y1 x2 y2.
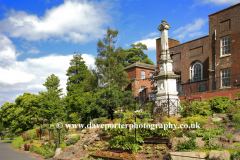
27 49 40 54
172 18 206 40
201 0 239 5
0 34 96 107
0 0 110 43
0 34 18 68
144 32 159 38
134 37 158 50
189 32 205 37
132 32 160 51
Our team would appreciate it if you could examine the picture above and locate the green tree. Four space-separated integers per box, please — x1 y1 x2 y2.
83 68 99 92
123 42 154 67
66 53 88 93
42 73 63 96
96 85 134 120
65 53 88 121
39 74 64 122
0 93 40 134
95 28 129 89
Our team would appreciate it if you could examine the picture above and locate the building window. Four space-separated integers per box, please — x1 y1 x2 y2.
221 36 230 56
191 61 202 82
150 72 153 78
198 82 206 92
176 72 181 83
221 68 230 87
141 71 145 79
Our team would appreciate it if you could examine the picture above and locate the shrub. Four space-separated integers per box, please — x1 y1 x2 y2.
181 116 208 128
21 130 36 141
24 143 33 151
83 140 89 146
96 117 107 124
44 152 55 159
188 132 197 139
180 100 211 117
109 135 143 154
213 121 221 125
59 142 67 148
65 138 78 146
7 132 15 140
233 113 240 129
177 138 197 151
227 134 233 140
206 96 236 113
164 116 179 125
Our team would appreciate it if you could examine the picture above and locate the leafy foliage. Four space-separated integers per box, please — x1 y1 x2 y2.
181 116 208 128
1 93 41 134
66 53 88 92
109 135 143 154
39 74 64 122
65 137 78 146
177 138 197 151
122 43 154 67
180 100 211 117
96 85 134 120
95 28 129 89
206 96 235 113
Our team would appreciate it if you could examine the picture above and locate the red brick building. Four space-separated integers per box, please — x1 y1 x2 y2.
156 3 240 100
126 3 240 102
124 62 156 101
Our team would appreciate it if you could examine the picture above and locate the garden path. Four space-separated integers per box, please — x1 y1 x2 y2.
0 141 41 160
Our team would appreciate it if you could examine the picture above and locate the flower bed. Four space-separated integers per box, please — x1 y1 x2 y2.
90 151 136 160
110 147 132 154
143 137 169 144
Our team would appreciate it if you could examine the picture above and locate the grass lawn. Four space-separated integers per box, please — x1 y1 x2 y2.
0 140 14 143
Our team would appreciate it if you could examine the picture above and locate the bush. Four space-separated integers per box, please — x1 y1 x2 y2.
7 132 15 140
59 142 67 148
44 152 55 159
96 117 107 124
109 135 143 154
181 116 208 128
65 137 78 146
177 138 197 151
227 134 233 140
164 116 179 125
180 100 211 117
233 113 240 129
206 96 236 113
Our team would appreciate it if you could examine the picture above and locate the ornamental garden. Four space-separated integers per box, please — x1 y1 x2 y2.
1 95 240 160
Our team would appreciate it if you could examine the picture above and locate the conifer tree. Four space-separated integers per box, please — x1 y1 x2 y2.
95 28 129 89
66 53 88 93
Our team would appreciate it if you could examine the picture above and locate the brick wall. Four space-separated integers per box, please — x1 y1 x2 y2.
156 38 180 72
125 65 155 98
170 35 209 84
179 88 240 101
209 3 240 90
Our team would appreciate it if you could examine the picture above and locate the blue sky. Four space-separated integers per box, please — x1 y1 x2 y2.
0 0 239 107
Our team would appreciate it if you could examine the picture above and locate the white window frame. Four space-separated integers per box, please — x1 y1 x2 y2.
150 72 153 78
190 61 203 82
221 36 230 56
141 71 145 80
221 68 230 87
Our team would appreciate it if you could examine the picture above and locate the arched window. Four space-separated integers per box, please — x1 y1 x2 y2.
191 61 202 82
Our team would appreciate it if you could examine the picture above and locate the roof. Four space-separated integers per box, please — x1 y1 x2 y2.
169 35 209 49
208 3 240 17
156 37 180 42
124 62 156 70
